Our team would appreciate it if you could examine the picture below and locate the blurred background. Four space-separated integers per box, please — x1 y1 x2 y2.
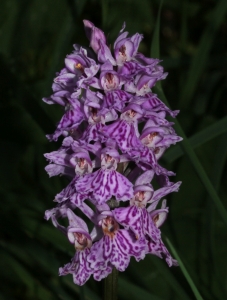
1 0 227 299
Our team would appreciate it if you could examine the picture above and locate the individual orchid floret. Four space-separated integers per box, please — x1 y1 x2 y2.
145 201 178 267
103 104 143 153
114 29 143 66
140 124 182 160
100 61 122 91
45 201 75 235
146 181 182 212
113 184 161 243
44 142 93 177
65 47 99 79
76 147 134 204
42 82 73 106
66 209 92 249
59 209 93 285
125 72 166 96
87 210 145 275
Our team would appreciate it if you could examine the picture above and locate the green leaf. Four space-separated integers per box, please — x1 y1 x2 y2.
119 277 163 300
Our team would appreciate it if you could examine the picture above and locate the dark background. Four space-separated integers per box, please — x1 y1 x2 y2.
1 0 227 299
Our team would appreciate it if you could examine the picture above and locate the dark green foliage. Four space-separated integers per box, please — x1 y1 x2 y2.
1 0 227 299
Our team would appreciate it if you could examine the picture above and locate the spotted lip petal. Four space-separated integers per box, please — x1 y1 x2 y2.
113 206 160 242
87 228 145 272
104 90 131 111
76 169 133 204
59 249 93 285
54 176 79 202
103 120 143 153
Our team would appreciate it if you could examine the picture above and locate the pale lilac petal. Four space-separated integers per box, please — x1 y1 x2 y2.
147 239 178 267
59 249 92 285
135 170 155 185
140 94 179 117
47 102 84 141
148 181 182 207
55 176 78 202
93 263 113 281
67 208 89 232
98 40 116 65
83 20 106 53
45 164 74 177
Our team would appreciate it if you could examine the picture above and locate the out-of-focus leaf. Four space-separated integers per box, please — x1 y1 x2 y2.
150 6 227 227
0 105 46 145
179 0 227 107
150 0 163 59
156 86 227 227
164 116 227 162
119 277 163 300
62 277 102 300
107 0 154 41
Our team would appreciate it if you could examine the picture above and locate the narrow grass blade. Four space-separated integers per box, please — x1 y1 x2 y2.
166 238 204 300
150 0 163 59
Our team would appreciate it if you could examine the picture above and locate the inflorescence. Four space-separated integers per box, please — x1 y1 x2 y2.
43 20 183 285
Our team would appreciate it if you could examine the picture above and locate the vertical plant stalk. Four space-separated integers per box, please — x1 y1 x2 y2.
103 267 118 300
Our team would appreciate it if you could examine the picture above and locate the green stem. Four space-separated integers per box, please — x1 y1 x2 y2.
103 267 118 300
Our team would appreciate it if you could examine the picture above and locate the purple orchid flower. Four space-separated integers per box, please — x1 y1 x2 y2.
75 147 133 204
59 209 93 285
43 20 182 286
87 211 145 274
